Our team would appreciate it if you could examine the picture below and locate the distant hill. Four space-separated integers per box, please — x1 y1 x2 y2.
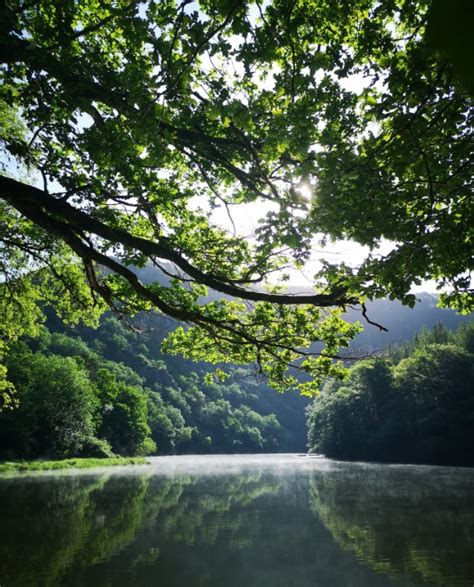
346 294 468 351
132 263 470 351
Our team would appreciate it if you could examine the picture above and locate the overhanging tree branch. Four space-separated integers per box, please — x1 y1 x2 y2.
0 175 354 307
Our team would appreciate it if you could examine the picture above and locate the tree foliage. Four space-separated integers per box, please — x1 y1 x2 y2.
0 311 294 459
307 321 474 465
0 0 472 392
1 346 100 458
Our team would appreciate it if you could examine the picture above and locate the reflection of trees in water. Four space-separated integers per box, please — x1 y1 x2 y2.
4 465 473 586
0 471 281 586
155 472 281 550
309 465 474 586
0 474 153 586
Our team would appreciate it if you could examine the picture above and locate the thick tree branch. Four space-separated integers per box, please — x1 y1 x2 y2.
0 175 356 307
1 192 352 360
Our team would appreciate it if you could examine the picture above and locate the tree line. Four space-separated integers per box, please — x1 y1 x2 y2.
307 321 474 466
1 300 470 462
0 312 309 460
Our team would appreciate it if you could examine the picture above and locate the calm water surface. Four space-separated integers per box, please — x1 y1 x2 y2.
0 454 473 586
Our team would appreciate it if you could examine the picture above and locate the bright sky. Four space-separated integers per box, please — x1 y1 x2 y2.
202 196 406 289
203 183 440 291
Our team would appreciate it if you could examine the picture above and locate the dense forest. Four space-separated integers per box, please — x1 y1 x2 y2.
0 310 307 460
1 2 473 585
0 294 470 462
307 321 474 466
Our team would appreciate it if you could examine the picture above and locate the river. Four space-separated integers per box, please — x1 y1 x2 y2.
0 454 473 586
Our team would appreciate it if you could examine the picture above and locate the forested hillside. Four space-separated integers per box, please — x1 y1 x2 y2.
307 321 474 466
0 294 469 461
0 311 308 460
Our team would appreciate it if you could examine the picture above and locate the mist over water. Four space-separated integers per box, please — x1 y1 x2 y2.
1 455 473 587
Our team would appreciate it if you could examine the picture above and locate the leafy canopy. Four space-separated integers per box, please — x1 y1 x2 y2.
0 0 472 393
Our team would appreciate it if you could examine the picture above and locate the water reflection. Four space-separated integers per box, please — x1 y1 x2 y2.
310 462 474 586
0 456 473 586
0 474 155 586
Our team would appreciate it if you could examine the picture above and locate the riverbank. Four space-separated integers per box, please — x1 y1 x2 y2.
0 457 148 474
